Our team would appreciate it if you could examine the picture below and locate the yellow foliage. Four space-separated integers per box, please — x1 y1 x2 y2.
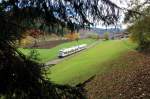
20 36 34 47
65 32 80 40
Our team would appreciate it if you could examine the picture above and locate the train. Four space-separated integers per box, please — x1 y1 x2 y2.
58 44 87 58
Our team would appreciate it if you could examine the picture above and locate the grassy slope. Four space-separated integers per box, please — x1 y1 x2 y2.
48 40 137 86
20 39 96 63
85 51 150 99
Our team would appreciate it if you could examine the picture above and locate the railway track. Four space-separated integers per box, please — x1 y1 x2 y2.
45 40 101 66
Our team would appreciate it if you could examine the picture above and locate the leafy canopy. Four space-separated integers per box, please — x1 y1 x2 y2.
125 1 150 51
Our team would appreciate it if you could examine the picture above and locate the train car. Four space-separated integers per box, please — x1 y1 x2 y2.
58 44 87 58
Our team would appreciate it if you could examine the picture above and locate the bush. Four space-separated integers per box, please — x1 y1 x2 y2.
103 32 109 40
128 16 150 51
88 34 100 40
19 36 35 47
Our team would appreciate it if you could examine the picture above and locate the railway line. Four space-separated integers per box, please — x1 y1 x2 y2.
45 40 101 66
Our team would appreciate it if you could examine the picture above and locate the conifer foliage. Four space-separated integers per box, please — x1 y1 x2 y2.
0 0 120 98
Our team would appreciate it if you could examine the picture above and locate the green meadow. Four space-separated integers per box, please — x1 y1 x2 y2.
20 39 96 63
48 40 137 86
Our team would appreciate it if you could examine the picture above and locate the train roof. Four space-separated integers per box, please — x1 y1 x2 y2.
59 44 87 52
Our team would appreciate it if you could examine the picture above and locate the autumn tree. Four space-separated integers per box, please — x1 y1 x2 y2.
65 32 80 40
124 0 150 51
127 16 150 51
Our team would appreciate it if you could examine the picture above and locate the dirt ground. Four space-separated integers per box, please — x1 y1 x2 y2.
26 40 69 49
85 51 150 99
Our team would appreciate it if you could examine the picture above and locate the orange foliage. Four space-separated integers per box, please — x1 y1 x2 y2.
65 32 80 40
19 29 45 47
27 29 44 38
21 29 45 39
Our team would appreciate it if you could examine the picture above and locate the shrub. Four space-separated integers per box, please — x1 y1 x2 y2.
87 34 100 40
104 32 109 40
128 16 150 51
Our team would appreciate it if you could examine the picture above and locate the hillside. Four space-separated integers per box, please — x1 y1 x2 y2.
92 28 124 35
85 51 150 99
78 28 124 39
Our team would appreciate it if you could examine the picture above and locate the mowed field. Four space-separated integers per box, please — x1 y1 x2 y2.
20 39 96 63
48 40 137 86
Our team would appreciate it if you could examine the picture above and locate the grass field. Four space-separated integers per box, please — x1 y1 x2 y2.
48 40 137 86
20 39 96 63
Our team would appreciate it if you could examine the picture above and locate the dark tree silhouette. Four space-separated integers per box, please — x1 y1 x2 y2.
0 0 121 99
124 0 150 24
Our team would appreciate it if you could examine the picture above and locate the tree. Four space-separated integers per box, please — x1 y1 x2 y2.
0 0 123 98
124 0 150 23
65 32 79 40
127 16 150 51
104 32 110 40
124 0 150 51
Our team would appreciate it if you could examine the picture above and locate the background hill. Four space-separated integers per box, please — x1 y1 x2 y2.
78 28 124 39
92 28 124 36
